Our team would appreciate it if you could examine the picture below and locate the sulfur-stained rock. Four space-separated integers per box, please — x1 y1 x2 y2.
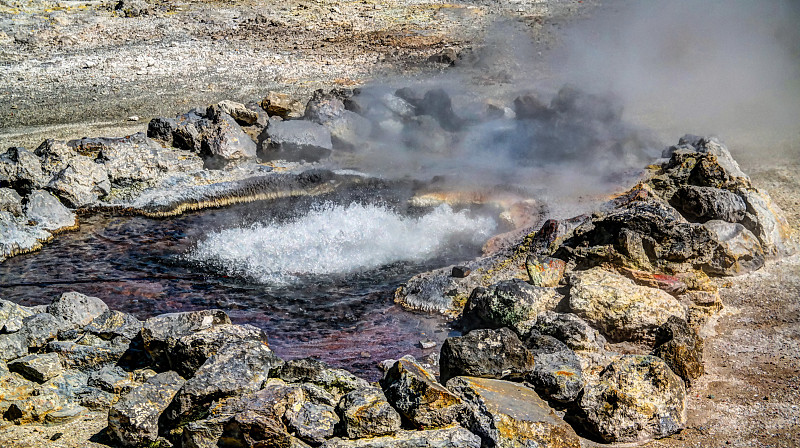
0 299 34 333
215 100 259 126
460 279 561 336
525 256 567 287
172 323 270 378
84 310 142 340
46 155 110 208
286 400 339 445
8 353 63 383
533 311 606 353
107 370 185 447
579 355 686 443
141 309 231 371
380 356 463 429
568 268 685 342
261 91 305 119
447 376 581 448
278 358 370 403
439 327 535 383
336 386 401 439
652 316 704 386
47 291 108 328
523 333 583 403
703 220 765 275
321 426 481 448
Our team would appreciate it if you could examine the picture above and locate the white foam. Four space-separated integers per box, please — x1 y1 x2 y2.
186 202 496 284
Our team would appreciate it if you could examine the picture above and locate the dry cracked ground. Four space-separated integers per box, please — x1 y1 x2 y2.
1 0 799 447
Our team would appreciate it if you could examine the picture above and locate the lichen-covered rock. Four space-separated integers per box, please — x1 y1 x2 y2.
523 333 583 403
23 189 77 232
84 310 142 340
447 376 581 448
107 370 185 447
46 155 110 208
8 353 63 383
336 386 401 439
0 299 34 333
87 365 138 395
534 311 606 353
669 185 746 223
321 426 481 448
259 119 333 162
277 358 370 402
141 309 231 370
652 316 705 386
460 279 561 336
172 323 270 378
703 220 765 275
525 256 567 287
439 327 535 383
579 355 686 443
47 291 108 327
568 268 685 342
0 187 23 216
380 356 463 429
165 340 282 426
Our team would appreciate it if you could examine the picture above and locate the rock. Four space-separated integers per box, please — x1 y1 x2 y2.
0 147 48 192
451 266 470 278
523 333 583 403
22 312 71 348
172 110 212 153
261 91 304 119
579 355 686 443
416 89 463 132
460 279 561 336
165 340 282 426
0 332 28 361
147 117 178 146
336 386 401 438
439 327 535 383
277 358 370 402
380 356 463 429
513 93 555 120
739 189 795 256
47 291 108 327
447 376 581 448
87 365 138 394
652 316 704 386
172 323 270 378
114 0 151 17
258 119 333 162
8 353 63 383
286 400 339 445
323 110 373 150
533 311 606 353
0 188 23 216
428 48 458 65
704 220 765 275
550 84 622 123
215 100 259 126
34 139 77 177
0 299 34 333
107 371 185 447
401 115 451 153
23 189 76 232
84 310 142 340
321 426 481 448
669 185 746 223
227 409 293 448
47 336 131 371
46 155 110 208
44 403 87 425
305 89 348 124
201 112 258 169
568 268 685 342
141 309 231 370
525 256 567 287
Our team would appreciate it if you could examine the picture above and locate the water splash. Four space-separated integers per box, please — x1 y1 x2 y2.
187 202 496 284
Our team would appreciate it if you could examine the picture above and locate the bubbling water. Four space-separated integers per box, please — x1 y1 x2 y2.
187 202 497 285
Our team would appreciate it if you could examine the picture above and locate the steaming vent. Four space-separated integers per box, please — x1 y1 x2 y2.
186 202 496 284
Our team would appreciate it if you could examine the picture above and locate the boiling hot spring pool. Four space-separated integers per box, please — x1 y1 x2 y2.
0 189 498 378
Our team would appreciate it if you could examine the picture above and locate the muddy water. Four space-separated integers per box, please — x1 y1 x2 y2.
0 192 496 379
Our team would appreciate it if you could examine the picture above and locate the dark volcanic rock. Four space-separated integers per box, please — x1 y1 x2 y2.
652 316 705 386
258 119 333 162
141 309 231 371
47 291 108 328
523 333 583 403
670 185 747 223
107 370 185 448
84 310 142 340
534 311 606 353
447 376 581 448
147 117 178 146
460 279 561 336
277 358 370 402
321 426 481 448
172 323 270 378
47 336 131 371
0 332 28 361
416 88 463 132
8 353 63 383
22 312 71 348
513 93 555 120
380 356 463 429
336 386 401 438
439 327 535 383
286 400 339 445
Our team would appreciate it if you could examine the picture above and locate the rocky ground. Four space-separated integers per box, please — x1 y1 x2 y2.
1 0 800 447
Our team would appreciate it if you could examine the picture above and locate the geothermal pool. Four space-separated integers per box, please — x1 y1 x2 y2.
0 187 498 378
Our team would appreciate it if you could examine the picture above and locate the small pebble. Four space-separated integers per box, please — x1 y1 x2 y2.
127 115 139 121
360 351 371 358
419 339 436 349
51 433 63 441
451 266 471 278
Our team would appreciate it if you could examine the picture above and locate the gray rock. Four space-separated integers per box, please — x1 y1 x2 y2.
415 88 463 132
439 327 535 383
0 188 23 216
146 117 178 146
201 112 258 168
0 299 34 333
23 189 76 232
305 89 347 124
740 189 795 256
461 279 561 336
259 119 333 162
47 155 110 208
278 358 370 402
22 312 71 348
172 323 270 378
141 309 231 370
34 139 77 177
380 356 463 429
0 332 28 361
579 355 686 443
47 291 108 327
8 353 63 383
84 310 142 340
447 376 582 448
107 371 185 447
215 100 259 126
47 336 130 371
0 146 48 192
165 340 282 426
523 333 584 403
323 110 372 150
172 111 212 153
704 220 765 275
336 386 401 439
321 426 481 448
534 311 606 352
87 365 138 394
670 185 746 223
652 316 705 386
513 93 555 120
286 401 339 445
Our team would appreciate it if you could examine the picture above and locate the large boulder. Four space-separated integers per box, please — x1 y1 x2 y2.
523 333 584 403
579 355 686 443
0 299 34 333
172 323 270 378
336 386 401 439
321 426 481 448
439 327 535 383
23 190 76 232
258 119 333 162
46 155 110 208
277 358 370 402
46 291 108 327
447 376 581 448
460 279 561 336
568 268 685 342
107 370 185 447
703 220 765 275
669 185 746 223
533 311 606 353
652 316 705 386
380 356 463 429
141 309 231 370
